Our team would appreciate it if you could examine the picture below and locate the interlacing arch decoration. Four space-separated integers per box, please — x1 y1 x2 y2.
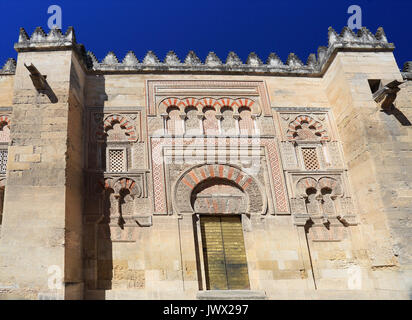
286 114 329 141
158 97 261 115
159 97 261 135
173 163 267 215
318 177 342 195
98 177 141 197
296 176 342 198
295 176 344 219
296 177 318 195
95 114 138 142
0 115 11 129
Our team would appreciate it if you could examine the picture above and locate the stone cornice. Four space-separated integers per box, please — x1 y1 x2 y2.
1 26 398 77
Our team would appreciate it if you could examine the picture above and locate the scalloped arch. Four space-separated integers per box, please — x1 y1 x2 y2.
95 114 138 142
286 114 328 140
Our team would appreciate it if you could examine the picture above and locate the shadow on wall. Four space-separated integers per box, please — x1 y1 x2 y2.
95 99 113 297
86 73 145 298
89 74 108 107
25 63 58 103
82 75 112 300
192 214 204 291
382 106 412 126
96 187 114 292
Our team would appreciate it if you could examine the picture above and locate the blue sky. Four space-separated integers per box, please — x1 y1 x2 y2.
0 0 411 69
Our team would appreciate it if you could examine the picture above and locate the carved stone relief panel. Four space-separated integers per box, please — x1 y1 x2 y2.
131 143 147 169
184 107 200 133
150 137 289 215
147 116 163 135
259 116 276 136
0 114 11 181
280 141 299 170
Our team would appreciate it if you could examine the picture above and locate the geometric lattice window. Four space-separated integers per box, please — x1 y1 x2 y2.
108 149 126 172
0 150 7 173
302 148 320 170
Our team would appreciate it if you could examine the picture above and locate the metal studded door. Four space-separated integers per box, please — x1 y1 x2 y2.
200 215 250 290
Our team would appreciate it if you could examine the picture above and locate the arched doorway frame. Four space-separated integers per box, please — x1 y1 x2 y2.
172 163 267 292
172 163 267 216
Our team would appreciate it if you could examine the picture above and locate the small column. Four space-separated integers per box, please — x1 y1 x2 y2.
321 141 330 166
160 113 168 135
233 113 240 135
179 113 186 135
251 114 259 135
198 113 204 135
215 113 223 135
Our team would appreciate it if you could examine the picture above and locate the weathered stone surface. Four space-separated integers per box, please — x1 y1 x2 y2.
0 26 410 300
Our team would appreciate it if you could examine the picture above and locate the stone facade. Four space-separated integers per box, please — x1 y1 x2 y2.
0 26 411 299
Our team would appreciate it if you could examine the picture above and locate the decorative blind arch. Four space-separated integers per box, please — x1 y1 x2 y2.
99 177 141 197
0 115 10 129
158 97 261 115
173 164 267 215
0 115 11 144
296 176 343 197
95 114 138 142
286 115 329 141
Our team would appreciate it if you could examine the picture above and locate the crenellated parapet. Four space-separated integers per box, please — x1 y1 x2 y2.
14 26 77 51
87 49 324 74
2 26 397 76
11 26 90 71
0 58 16 75
402 61 412 80
85 26 394 75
